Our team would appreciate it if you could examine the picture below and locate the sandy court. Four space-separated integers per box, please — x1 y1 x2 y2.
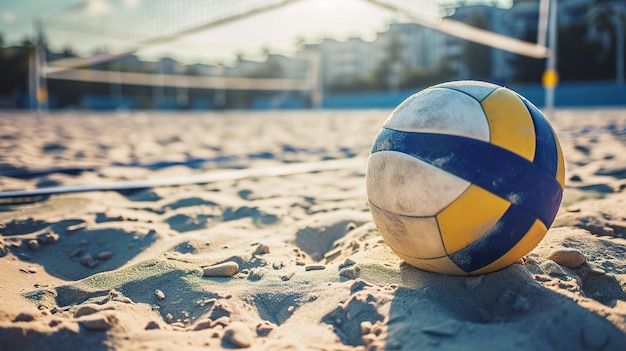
0 108 625 350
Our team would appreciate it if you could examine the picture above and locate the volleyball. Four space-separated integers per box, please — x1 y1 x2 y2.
366 80 565 275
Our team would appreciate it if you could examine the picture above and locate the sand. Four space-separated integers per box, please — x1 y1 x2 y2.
0 108 625 351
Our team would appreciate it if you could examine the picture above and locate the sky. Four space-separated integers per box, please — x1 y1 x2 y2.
0 0 511 65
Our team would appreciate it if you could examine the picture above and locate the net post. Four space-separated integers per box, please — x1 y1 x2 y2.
33 18 48 116
544 0 558 119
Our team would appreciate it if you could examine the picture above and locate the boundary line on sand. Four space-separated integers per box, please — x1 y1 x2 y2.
0 157 368 203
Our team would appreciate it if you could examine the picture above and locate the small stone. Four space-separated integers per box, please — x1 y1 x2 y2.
549 248 586 268
165 313 173 322
223 321 254 348
79 240 89 246
305 264 326 271
339 265 361 279
339 258 357 269
581 324 608 349
256 321 275 337
80 254 96 267
27 240 39 252
203 261 239 277
464 275 483 290
540 260 567 276
254 244 270 255
154 290 165 300
97 251 113 260
40 232 59 245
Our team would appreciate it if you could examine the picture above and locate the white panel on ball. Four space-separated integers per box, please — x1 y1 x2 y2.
383 88 490 142
369 203 447 259
397 252 467 276
366 151 470 217
434 80 500 101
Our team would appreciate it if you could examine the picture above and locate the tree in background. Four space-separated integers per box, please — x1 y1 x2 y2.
461 11 492 80
371 31 405 92
0 36 34 107
509 21 615 84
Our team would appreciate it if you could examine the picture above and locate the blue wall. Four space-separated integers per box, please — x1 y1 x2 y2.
321 81 626 109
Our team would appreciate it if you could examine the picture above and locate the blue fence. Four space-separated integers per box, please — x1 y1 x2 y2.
320 81 626 109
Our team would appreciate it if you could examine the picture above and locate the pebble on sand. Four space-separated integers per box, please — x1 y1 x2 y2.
97 251 113 260
223 321 254 348
549 248 586 268
203 261 239 277
339 258 357 269
256 321 275 337
339 264 361 279
80 254 97 268
305 264 326 271
27 240 39 252
154 290 165 300
253 244 270 255
40 231 59 245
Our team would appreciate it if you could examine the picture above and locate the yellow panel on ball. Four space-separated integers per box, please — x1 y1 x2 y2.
552 128 566 190
481 88 536 161
436 184 510 255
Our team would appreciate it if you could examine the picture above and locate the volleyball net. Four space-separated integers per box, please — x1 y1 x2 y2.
34 0 552 110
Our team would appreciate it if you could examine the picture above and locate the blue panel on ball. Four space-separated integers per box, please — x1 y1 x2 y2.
448 204 535 272
519 96 559 178
370 128 488 181
370 128 563 228
473 145 563 227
